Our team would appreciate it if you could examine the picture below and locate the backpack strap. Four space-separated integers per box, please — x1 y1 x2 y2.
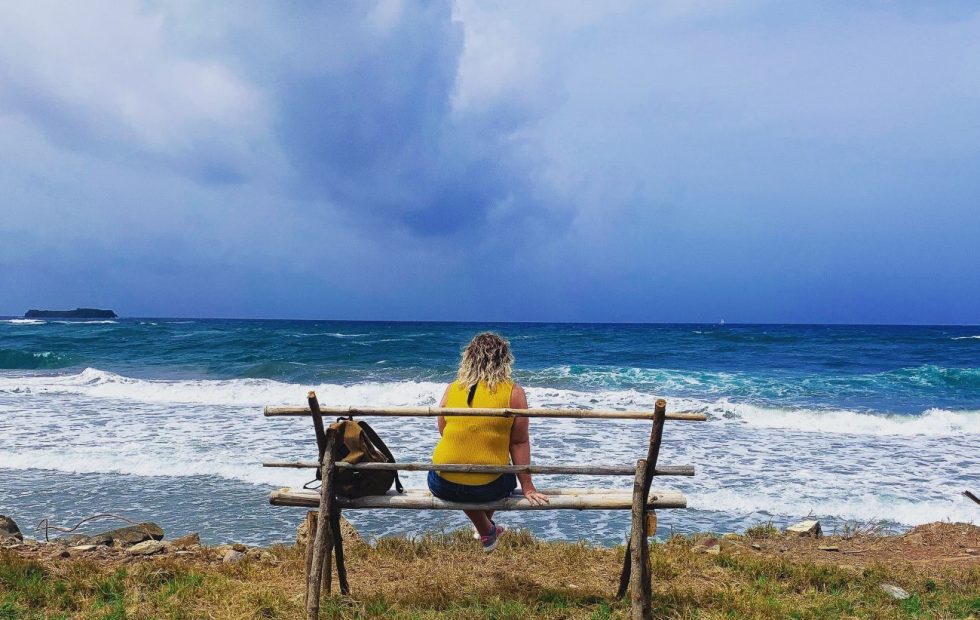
355 421 404 494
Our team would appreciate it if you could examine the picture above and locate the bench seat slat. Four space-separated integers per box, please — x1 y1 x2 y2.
269 487 687 510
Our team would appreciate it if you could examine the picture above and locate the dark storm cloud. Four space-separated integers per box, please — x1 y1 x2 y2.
0 2 556 239
165 1 559 237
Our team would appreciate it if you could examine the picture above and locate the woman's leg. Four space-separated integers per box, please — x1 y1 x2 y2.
431 473 494 536
464 510 494 535
483 475 516 525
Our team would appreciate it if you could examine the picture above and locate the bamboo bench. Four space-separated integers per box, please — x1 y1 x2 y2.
264 393 706 620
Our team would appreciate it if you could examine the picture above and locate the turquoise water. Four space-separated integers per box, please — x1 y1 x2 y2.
1 319 978 545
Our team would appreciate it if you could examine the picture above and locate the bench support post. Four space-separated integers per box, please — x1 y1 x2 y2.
629 459 650 619
303 511 317 603
618 399 667 601
306 397 338 620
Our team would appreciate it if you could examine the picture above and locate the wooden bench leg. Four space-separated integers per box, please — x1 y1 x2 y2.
306 426 338 620
303 511 317 609
629 459 650 619
641 401 665 610
619 400 667 602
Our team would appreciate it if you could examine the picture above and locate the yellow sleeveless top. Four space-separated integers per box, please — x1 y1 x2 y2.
431 380 514 485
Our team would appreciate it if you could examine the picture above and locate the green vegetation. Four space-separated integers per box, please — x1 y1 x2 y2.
0 526 977 619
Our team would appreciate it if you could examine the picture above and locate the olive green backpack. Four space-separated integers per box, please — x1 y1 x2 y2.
323 419 404 497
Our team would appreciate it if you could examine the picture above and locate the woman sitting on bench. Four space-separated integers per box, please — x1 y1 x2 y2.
429 332 549 551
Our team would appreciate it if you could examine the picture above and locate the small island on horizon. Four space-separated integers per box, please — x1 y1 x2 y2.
24 308 117 319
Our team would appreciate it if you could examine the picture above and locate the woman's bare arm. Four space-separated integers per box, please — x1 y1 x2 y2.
509 384 548 505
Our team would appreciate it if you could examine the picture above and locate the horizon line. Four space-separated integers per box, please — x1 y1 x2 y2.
2 314 978 328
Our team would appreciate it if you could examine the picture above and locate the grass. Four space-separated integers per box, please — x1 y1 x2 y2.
0 527 977 619
745 521 780 540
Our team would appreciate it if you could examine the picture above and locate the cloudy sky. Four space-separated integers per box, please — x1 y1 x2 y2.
1 1 978 323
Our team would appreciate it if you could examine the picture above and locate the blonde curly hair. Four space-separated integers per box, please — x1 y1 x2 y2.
456 332 514 392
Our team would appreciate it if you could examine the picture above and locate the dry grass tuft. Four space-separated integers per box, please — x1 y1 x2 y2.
745 521 781 540
1 522 978 619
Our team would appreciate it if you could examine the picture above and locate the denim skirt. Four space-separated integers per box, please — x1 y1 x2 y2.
427 470 518 503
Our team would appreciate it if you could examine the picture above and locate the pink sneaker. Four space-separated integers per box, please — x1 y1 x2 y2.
480 522 505 552
473 521 505 539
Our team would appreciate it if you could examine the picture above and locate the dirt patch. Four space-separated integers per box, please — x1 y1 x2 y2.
733 522 980 576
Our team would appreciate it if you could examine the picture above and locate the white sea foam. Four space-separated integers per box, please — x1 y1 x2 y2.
2 319 45 325
0 449 303 488
1 369 978 437
51 320 118 325
1 368 976 532
709 400 980 436
7 442 970 527
0 368 445 408
690 489 979 526
952 335 980 340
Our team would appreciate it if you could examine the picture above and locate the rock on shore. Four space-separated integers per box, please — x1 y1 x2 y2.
87 523 164 546
296 511 362 548
0 515 23 542
786 519 822 538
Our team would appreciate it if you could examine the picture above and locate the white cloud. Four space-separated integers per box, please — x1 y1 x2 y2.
0 2 269 179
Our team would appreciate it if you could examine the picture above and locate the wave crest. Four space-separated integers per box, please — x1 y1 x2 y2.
0 349 75 370
711 400 980 436
1 368 978 436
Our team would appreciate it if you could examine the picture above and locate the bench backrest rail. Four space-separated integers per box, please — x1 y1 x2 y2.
264 404 707 422
262 460 695 476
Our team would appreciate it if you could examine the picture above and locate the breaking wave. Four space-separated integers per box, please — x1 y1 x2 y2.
2 368 978 436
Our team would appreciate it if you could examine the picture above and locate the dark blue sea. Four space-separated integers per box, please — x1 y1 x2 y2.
1 319 977 545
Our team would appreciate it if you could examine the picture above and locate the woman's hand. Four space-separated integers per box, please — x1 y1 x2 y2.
522 486 549 506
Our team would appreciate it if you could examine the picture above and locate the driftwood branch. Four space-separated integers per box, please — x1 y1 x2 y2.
965 490 980 506
305 396 337 620
34 513 146 543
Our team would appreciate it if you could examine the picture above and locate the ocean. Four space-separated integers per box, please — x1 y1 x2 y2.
1 319 977 546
